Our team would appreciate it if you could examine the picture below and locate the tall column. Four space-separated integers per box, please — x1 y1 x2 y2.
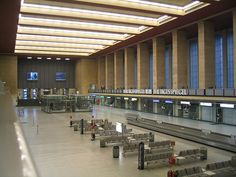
137 42 150 89
114 50 124 89
97 56 105 89
105 54 114 89
233 9 236 88
172 30 188 89
153 37 165 89
198 21 215 89
124 47 135 89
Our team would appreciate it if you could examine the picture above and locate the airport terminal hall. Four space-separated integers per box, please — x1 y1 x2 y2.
1 0 236 177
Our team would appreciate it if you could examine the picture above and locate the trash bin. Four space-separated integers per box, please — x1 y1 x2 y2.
100 139 105 148
200 147 207 160
113 146 119 158
74 124 78 131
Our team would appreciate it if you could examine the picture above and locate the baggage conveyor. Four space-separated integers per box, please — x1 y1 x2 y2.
126 115 236 153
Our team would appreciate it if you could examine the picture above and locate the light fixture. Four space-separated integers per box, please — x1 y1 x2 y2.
16 34 116 45
17 25 127 40
37 57 42 59
131 98 137 101
15 45 96 53
65 58 70 60
200 102 212 107
15 50 90 56
19 14 140 34
153 99 160 103
124 97 129 100
46 57 51 60
27 56 32 59
180 101 191 105
220 103 234 108
20 2 159 26
56 58 61 60
16 40 105 49
165 100 173 104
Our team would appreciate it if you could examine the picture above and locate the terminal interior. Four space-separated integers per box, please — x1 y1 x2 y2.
0 0 236 177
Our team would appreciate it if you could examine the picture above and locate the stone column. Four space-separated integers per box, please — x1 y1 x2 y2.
105 54 114 89
172 30 188 89
233 9 236 88
137 42 150 89
97 56 105 89
114 50 124 89
153 37 165 89
124 47 135 89
198 21 215 89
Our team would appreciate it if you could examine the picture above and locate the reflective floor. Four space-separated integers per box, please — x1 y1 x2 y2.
18 105 236 177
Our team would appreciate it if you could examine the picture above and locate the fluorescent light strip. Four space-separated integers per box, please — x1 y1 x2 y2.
15 45 96 53
21 2 159 26
220 103 234 108
16 40 105 49
19 14 140 34
17 25 126 40
70 0 205 15
15 50 90 56
16 34 115 45
200 102 212 107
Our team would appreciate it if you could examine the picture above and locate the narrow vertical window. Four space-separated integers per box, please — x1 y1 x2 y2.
189 39 199 89
215 34 224 88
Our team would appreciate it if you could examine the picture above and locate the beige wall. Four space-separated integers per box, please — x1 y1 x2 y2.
75 58 98 94
0 55 17 94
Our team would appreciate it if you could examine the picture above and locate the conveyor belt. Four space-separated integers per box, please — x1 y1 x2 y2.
127 117 236 153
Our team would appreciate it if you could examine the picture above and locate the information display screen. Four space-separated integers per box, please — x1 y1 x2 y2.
27 72 38 80
56 72 66 81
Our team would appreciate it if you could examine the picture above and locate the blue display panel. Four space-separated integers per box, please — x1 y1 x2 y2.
56 72 66 81
27 72 38 80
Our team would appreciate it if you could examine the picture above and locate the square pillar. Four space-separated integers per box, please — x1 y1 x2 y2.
153 37 165 89
233 9 236 88
114 50 124 89
124 47 135 89
97 56 105 89
105 54 114 89
198 21 215 89
137 42 150 89
172 30 188 89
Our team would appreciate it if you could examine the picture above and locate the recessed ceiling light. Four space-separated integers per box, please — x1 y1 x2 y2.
46 57 51 60
27 56 32 59
56 58 61 60
37 57 42 59
65 58 70 60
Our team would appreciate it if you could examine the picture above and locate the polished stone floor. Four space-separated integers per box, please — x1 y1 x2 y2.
18 105 236 177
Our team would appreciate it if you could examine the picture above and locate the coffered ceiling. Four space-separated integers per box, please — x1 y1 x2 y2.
0 0 235 58
14 0 209 57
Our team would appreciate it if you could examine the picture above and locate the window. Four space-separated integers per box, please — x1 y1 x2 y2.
227 30 234 88
215 34 224 88
189 39 199 89
165 45 172 88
